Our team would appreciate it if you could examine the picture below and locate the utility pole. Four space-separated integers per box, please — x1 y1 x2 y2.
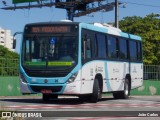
67 7 75 21
115 0 119 28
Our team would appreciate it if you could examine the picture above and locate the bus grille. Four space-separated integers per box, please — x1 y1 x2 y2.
26 71 68 77
30 86 62 92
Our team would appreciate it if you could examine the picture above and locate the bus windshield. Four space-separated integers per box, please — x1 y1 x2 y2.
22 34 78 70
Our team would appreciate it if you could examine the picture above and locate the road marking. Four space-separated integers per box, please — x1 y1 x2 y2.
3 103 160 110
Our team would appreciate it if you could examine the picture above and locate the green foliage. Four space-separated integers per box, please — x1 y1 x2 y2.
0 45 19 76
0 45 19 59
119 13 160 65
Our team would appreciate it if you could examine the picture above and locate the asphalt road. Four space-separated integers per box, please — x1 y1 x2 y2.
0 95 160 120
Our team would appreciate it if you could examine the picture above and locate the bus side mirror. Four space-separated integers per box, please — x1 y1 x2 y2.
13 38 16 49
13 32 23 49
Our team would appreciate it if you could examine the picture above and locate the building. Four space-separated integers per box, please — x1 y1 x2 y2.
0 27 14 51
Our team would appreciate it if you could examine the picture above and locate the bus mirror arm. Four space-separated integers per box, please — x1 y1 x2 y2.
83 38 91 60
83 40 86 60
13 32 23 49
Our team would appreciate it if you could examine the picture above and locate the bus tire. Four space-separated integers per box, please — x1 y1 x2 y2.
90 79 101 103
113 78 130 99
113 92 120 99
121 78 130 99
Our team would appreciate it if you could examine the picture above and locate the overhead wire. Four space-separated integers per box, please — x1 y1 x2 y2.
120 0 160 8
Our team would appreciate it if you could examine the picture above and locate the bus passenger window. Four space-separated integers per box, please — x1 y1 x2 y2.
129 41 137 61
96 33 106 58
137 42 142 61
119 38 127 59
86 39 91 59
108 36 117 59
82 32 92 60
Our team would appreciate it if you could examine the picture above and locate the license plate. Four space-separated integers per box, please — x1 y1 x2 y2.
41 89 52 94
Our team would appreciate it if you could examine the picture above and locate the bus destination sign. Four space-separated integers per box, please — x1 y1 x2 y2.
31 26 70 33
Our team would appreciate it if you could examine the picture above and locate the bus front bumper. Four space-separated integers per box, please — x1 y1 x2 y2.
20 80 82 95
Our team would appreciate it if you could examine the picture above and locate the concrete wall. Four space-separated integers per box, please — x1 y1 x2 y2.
0 77 21 96
0 77 160 96
131 80 160 95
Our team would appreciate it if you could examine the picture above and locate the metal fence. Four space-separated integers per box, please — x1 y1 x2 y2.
0 58 19 76
0 58 160 80
144 65 160 80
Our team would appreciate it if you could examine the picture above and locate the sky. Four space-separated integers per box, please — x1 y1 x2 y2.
0 0 160 53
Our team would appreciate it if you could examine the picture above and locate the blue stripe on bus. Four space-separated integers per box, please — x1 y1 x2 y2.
119 32 129 38
105 62 111 91
119 32 142 41
129 34 142 41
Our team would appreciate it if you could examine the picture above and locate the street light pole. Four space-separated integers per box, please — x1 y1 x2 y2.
115 0 119 28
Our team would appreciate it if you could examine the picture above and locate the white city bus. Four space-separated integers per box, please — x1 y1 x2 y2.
19 21 143 103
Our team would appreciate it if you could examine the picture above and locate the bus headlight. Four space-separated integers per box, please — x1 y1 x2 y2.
67 73 78 84
20 73 28 83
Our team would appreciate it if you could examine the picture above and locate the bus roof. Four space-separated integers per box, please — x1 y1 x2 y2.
25 21 79 27
80 22 142 41
25 21 141 41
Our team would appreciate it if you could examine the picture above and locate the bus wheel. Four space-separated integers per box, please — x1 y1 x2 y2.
121 78 130 99
113 92 120 99
113 78 130 99
90 80 101 103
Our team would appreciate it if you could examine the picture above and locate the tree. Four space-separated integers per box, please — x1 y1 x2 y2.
119 13 160 65
0 45 19 59
0 45 19 76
